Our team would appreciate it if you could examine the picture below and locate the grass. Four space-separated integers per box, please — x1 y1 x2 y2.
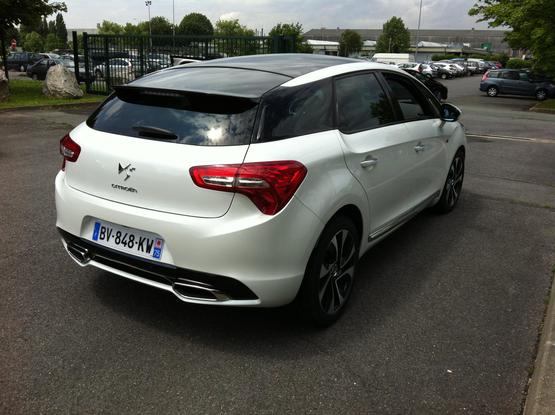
535 100 555 110
0 78 104 110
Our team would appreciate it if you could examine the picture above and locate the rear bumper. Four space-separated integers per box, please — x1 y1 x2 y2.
55 171 324 307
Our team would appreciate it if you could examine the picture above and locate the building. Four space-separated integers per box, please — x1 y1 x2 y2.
304 28 511 54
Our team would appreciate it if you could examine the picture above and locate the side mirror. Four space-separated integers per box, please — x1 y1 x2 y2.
441 103 462 122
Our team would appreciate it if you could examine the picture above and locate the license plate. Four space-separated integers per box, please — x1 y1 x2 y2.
90 220 164 261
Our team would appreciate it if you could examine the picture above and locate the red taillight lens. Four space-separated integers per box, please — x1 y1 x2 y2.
481 71 489 81
190 161 307 215
59 134 81 170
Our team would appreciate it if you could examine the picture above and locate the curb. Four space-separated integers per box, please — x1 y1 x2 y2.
0 101 102 113
529 105 555 114
524 269 555 415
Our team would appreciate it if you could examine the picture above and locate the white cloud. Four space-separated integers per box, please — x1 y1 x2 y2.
219 11 242 21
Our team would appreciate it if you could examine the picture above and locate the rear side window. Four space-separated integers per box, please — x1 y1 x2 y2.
257 79 333 142
382 73 437 121
335 72 396 133
87 88 258 146
488 71 499 78
502 71 519 80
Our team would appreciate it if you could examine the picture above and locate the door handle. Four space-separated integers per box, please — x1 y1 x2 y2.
360 157 378 169
414 143 425 153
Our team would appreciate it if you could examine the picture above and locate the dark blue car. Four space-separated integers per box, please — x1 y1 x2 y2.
480 69 555 101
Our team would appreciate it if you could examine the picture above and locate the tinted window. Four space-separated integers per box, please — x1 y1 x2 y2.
502 71 519 80
383 73 436 120
519 72 529 81
257 79 333 141
87 89 257 146
335 73 395 133
488 71 499 78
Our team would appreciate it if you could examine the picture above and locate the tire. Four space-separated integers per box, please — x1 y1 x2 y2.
32 74 38 81
300 216 360 326
20 65 25 72
486 86 498 97
434 149 465 214
441 73 447 80
536 89 548 101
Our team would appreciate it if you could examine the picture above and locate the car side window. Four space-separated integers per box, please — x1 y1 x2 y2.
502 71 519 80
519 72 529 81
335 72 396 134
382 73 436 121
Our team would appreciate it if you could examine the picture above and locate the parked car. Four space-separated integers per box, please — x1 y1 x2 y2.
404 68 448 100
56 55 466 326
26 58 61 80
174 58 201 66
398 63 436 78
433 62 456 79
6 52 43 71
93 58 134 80
39 52 61 60
480 69 555 100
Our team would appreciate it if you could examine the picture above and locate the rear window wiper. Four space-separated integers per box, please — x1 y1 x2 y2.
132 125 178 141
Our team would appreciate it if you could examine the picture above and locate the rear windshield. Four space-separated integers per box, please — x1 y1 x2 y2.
87 88 258 146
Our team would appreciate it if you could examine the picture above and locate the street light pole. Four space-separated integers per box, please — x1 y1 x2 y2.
414 0 423 62
145 0 152 48
172 0 175 47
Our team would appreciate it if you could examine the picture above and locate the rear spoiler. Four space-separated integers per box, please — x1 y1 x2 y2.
113 85 258 114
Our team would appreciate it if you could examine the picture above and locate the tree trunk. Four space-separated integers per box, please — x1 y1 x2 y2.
0 32 8 81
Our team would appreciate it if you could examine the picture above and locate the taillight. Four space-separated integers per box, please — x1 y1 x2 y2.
481 71 489 81
190 161 307 215
59 133 81 171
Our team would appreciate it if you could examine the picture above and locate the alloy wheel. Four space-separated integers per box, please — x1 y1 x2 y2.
318 229 356 315
487 87 498 97
444 153 464 209
536 89 547 101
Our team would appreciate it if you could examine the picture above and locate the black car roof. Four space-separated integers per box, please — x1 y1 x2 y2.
132 54 361 98
179 54 361 77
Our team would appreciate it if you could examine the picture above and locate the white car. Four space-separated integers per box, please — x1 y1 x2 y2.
93 58 134 79
56 54 466 325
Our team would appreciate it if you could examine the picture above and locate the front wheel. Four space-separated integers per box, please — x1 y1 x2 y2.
441 73 447 80
300 216 359 326
434 149 465 214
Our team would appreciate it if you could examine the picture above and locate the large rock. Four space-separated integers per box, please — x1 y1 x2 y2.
43 65 84 99
0 71 9 102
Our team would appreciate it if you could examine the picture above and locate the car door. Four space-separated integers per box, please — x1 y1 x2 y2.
380 71 449 206
516 72 536 96
499 71 520 94
334 71 420 237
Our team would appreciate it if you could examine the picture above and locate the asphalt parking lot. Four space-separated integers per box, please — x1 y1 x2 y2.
1 75 554 414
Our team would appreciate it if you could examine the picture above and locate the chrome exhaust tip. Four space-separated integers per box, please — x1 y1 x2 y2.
172 280 231 302
67 244 91 264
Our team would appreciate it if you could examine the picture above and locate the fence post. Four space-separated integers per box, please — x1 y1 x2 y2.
83 32 91 93
139 37 145 77
103 36 111 93
288 35 296 53
72 31 80 84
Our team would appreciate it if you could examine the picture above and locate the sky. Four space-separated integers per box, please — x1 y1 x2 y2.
60 0 493 32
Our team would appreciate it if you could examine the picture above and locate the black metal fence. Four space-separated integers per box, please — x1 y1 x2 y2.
74 32 296 95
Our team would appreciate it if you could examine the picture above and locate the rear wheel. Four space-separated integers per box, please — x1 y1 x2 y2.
300 216 359 326
487 86 499 97
20 64 25 72
441 73 448 80
434 149 465 214
536 89 548 101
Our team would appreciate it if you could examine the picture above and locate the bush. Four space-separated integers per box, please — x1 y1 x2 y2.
431 54 459 61
506 58 533 70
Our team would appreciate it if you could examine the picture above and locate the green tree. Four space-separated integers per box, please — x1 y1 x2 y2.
45 33 61 51
268 22 313 53
375 17 411 53
96 20 124 35
214 19 254 37
123 23 142 35
39 15 49 37
137 16 173 36
55 13 67 47
469 0 555 77
177 12 213 36
47 20 56 35
339 29 363 57
23 31 44 52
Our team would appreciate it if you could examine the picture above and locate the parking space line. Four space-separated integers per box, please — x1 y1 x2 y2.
466 133 555 144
